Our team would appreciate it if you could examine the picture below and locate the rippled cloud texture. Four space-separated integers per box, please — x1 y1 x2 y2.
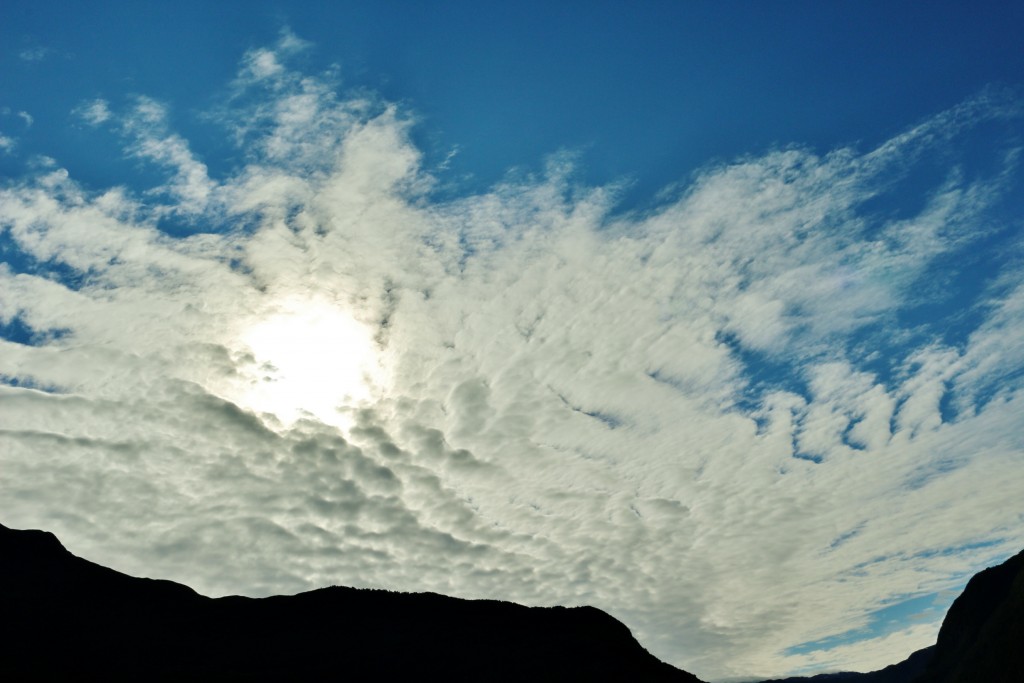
2 37 1023 680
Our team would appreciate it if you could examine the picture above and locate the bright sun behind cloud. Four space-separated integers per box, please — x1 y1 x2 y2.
226 296 381 430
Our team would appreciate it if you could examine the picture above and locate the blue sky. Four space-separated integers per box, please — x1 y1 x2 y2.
6 1 1024 205
2 3 1023 680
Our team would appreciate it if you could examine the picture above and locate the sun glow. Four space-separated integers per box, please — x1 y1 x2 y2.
227 297 381 430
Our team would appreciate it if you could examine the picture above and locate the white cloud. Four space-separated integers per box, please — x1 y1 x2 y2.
1 41 1022 682
18 46 49 62
75 99 113 126
121 97 215 214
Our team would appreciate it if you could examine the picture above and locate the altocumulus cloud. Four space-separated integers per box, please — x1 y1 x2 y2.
1 36 1023 680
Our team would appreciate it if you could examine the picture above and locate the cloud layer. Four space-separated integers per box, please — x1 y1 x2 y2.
2 38 1023 680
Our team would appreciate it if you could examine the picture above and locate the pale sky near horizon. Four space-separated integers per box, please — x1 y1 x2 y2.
2 3 1024 680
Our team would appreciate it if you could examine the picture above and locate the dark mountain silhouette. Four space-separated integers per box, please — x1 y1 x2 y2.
915 546 1024 683
0 522 700 681
757 547 1024 683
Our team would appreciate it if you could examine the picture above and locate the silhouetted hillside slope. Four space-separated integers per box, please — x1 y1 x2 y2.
757 547 1024 683
916 547 1024 683
0 522 700 681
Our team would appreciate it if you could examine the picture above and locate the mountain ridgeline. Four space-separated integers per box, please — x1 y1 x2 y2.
1 522 1021 681
0 522 698 681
